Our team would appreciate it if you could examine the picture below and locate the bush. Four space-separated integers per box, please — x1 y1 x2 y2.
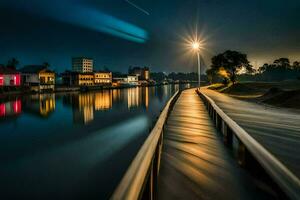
222 78 230 85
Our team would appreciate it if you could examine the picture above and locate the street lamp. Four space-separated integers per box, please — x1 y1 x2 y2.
191 41 201 88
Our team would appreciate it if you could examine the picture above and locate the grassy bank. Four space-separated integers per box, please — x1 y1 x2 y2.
208 80 300 109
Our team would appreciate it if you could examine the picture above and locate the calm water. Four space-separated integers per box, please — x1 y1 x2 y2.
0 84 194 200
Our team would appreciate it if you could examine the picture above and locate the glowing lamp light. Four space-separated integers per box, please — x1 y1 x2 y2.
192 42 200 50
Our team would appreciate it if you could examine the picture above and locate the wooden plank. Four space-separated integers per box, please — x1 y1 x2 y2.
157 89 274 200
111 91 179 200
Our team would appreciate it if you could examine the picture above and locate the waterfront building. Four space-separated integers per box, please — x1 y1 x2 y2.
72 57 93 73
78 73 94 86
20 65 55 92
0 66 21 87
127 75 139 85
113 75 139 86
61 71 78 86
94 71 112 85
61 71 94 86
128 66 150 81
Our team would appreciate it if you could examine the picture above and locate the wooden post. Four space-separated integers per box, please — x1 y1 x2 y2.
222 122 233 148
214 111 217 126
216 115 221 131
237 139 260 170
237 140 247 167
142 162 153 200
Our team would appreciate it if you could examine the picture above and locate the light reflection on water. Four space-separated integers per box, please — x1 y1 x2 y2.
0 84 194 200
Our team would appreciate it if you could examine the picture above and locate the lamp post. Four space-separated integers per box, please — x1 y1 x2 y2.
192 42 201 88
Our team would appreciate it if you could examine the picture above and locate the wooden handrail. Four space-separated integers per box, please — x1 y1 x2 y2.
111 90 180 200
198 89 300 200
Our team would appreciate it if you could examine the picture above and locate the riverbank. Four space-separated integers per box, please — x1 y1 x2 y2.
207 80 300 109
0 82 196 99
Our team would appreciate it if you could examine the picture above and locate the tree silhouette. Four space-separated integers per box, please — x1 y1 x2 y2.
211 50 253 84
206 68 215 84
43 62 50 68
273 58 291 69
293 61 300 70
7 58 19 70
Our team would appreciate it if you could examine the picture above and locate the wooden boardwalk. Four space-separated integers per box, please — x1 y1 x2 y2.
157 89 273 200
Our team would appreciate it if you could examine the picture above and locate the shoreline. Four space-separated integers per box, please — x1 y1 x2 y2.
0 82 197 98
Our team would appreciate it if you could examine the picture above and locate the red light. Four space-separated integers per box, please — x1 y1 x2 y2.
13 99 22 114
0 74 3 86
15 74 21 86
0 103 5 117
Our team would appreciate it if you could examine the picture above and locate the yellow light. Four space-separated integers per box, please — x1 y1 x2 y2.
191 42 200 50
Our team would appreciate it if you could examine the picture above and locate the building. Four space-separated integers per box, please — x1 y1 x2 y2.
20 65 55 92
0 66 21 87
78 73 94 86
61 71 94 86
72 57 93 73
113 75 139 86
127 75 139 85
61 71 76 86
94 71 112 85
128 66 150 81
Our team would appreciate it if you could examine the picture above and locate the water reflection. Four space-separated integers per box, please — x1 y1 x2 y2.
23 94 55 117
144 87 149 110
127 87 150 110
39 94 55 116
95 90 112 110
127 87 140 109
0 84 196 200
75 93 94 124
0 99 22 118
0 85 193 124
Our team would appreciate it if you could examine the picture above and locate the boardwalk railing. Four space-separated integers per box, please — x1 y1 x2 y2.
197 89 300 200
111 90 181 200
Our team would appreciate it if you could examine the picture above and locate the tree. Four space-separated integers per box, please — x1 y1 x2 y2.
43 62 50 68
206 68 215 84
273 58 291 69
7 58 19 70
258 63 269 73
151 72 167 82
211 50 253 84
293 61 300 70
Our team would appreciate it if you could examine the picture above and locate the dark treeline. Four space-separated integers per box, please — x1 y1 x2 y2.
205 50 300 84
151 72 207 82
239 58 300 82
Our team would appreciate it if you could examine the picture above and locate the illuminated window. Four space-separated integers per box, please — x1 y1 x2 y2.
0 75 3 86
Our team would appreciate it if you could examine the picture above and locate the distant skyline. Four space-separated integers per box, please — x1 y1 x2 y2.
0 0 299 73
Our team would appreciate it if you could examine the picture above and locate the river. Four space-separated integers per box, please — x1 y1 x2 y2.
0 84 195 199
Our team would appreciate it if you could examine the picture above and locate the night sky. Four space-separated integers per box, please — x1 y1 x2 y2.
0 0 299 73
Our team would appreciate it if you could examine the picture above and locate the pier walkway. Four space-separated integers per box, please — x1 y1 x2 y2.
157 89 272 200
